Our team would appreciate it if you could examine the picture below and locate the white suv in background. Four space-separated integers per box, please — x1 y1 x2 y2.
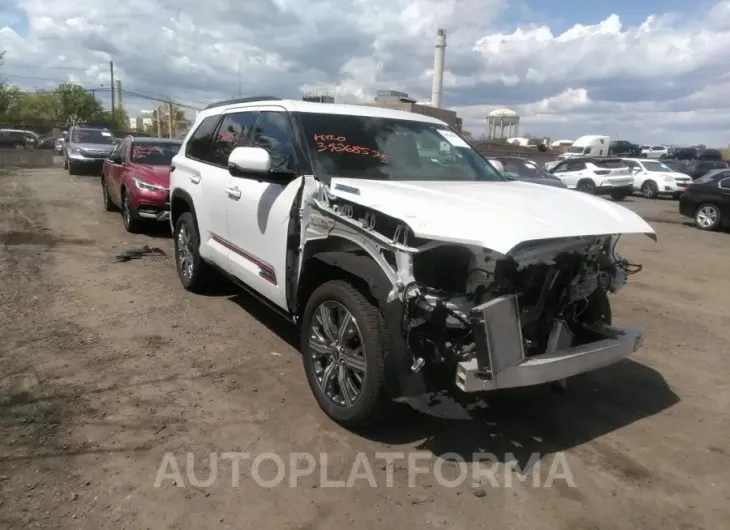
168 96 654 428
641 145 669 159
622 158 692 199
548 157 634 200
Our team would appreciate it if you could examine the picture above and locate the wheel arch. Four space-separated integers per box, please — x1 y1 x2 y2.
295 237 425 400
576 177 596 188
170 189 198 232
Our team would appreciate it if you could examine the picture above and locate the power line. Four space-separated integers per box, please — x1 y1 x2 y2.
1 62 90 71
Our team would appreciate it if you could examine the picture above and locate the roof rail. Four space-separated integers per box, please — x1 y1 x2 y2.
204 96 281 110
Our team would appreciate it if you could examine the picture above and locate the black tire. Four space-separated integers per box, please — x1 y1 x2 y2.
576 179 596 194
120 188 144 233
301 280 392 428
63 156 68 170
641 180 658 199
610 190 630 201
101 175 115 211
694 203 722 231
68 161 79 175
173 212 214 293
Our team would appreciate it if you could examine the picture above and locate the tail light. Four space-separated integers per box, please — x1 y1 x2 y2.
593 170 610 175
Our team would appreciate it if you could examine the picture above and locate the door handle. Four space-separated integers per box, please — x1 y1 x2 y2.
189 174 201 184
226 186 242 199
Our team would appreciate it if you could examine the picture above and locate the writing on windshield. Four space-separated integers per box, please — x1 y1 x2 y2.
314 134 389 163
131 142 181 165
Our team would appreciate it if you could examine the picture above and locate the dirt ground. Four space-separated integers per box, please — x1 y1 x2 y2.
1 165 729 530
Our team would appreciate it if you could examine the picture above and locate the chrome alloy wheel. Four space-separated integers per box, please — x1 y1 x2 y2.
696 205 718 229
123 196 132 226
309 301 366 407
176 224 194 281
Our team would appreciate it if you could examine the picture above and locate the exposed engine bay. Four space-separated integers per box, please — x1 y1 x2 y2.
303 187 645 391
403 237 641 380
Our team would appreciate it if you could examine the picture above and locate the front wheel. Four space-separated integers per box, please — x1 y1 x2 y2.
694 203 722 231
121 189 144 233
301 280 392 428
641 180 658 199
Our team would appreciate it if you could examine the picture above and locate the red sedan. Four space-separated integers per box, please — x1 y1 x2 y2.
101 136 182 233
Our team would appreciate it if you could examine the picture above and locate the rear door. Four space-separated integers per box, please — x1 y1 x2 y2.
172 114 231 271
552 160 586 188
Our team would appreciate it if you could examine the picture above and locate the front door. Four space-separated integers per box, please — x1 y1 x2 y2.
225 107 303 310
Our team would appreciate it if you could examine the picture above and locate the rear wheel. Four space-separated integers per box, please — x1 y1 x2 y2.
301 280 391 428
101 176 115 211
694 203 722 231
576 179 596 194
641 180 658 199
610 190 630 201
173 212 214 293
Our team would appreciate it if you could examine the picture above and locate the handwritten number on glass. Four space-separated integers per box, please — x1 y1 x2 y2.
313 135 388 163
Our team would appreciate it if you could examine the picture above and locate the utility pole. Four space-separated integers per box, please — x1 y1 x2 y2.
168 99 174 138
156 107 162 138
110 61 115 121
116 80 122 109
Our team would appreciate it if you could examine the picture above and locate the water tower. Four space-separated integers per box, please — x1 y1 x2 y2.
485 108 520 139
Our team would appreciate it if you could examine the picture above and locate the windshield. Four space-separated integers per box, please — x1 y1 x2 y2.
72 129 115 144
131 141 182 165
642 161 671 172
299 113 503 182
568 145 585 153
497 158 553 179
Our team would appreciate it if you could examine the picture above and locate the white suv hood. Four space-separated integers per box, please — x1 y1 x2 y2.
329 178 656 255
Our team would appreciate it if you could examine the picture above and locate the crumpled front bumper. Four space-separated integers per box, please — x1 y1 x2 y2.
456 294 645 392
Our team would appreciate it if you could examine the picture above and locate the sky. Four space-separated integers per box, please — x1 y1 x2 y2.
1 0 729 146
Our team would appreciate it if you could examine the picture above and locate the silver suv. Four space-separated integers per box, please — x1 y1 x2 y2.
63 125 117 175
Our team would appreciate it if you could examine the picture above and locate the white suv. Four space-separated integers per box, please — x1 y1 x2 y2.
169 97 655 427
549 157 634 200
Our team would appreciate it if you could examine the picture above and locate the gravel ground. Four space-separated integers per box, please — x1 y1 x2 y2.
1 166 728 530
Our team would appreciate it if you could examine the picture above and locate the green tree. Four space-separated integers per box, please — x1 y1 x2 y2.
55 82 103 125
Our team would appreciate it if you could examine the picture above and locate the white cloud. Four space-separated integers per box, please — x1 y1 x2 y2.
1 0 730 145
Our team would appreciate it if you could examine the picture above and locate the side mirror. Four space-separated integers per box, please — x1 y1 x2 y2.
109 154 123 164
228 146 271 175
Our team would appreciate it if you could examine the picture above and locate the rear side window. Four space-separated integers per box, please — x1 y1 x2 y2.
716 161 729 169
206 111 259 167
185 115 221 161
720 178 730 189
566 161 586 171
593 159 626 169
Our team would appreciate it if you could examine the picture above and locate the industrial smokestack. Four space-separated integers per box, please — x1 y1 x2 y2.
431 28 446 108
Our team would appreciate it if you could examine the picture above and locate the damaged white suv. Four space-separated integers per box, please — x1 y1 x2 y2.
169 97 656 427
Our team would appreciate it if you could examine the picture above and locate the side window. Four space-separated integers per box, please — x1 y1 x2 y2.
207 111 259 167
552 163 567 173
699 162 713 171
121 140 131 163
109 142 123 160
185 115 221 162
566 161 585 172
250 111 296 171
624 160 638 169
